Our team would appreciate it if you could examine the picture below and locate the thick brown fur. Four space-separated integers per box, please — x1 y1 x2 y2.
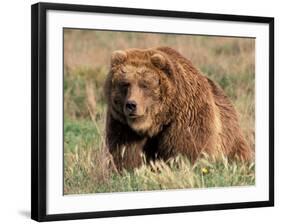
104 47 253 171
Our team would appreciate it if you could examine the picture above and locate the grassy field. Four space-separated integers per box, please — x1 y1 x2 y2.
63 29 255 195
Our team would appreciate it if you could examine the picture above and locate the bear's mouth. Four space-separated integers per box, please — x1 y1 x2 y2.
127 114 144 119
126 113 145 123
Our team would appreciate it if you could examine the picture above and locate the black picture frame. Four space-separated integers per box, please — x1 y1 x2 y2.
31 2 274 222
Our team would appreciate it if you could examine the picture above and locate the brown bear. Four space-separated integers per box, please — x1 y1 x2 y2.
104 47 252 171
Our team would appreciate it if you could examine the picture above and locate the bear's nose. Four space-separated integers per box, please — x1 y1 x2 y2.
125 100 137 113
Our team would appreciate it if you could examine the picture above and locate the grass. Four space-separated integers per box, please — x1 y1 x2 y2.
64 118 255 194
63 29 255 195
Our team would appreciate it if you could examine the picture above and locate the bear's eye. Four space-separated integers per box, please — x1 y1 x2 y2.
139 81 150 89
118 81 130 89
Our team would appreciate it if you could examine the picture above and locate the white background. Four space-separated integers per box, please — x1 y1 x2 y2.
0 0 279 223
47 9 269 215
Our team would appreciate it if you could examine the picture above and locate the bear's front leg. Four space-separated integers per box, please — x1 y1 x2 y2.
156 121 214 163
105 115 147 171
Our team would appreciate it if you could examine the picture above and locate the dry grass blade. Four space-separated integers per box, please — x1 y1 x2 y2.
86 82 97 120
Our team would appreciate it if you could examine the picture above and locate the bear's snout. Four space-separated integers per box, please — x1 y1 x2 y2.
125 100 137 114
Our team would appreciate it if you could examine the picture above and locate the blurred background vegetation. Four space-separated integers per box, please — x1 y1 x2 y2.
63 29 255 195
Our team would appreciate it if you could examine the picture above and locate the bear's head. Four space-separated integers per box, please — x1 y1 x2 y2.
105 48 175 136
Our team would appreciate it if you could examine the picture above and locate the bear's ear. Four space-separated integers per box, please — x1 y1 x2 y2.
151 53 167 69
151 53 174 76
111 50 127 66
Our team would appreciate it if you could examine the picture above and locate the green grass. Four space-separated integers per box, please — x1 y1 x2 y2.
63 29 255 195
64 119 255 195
